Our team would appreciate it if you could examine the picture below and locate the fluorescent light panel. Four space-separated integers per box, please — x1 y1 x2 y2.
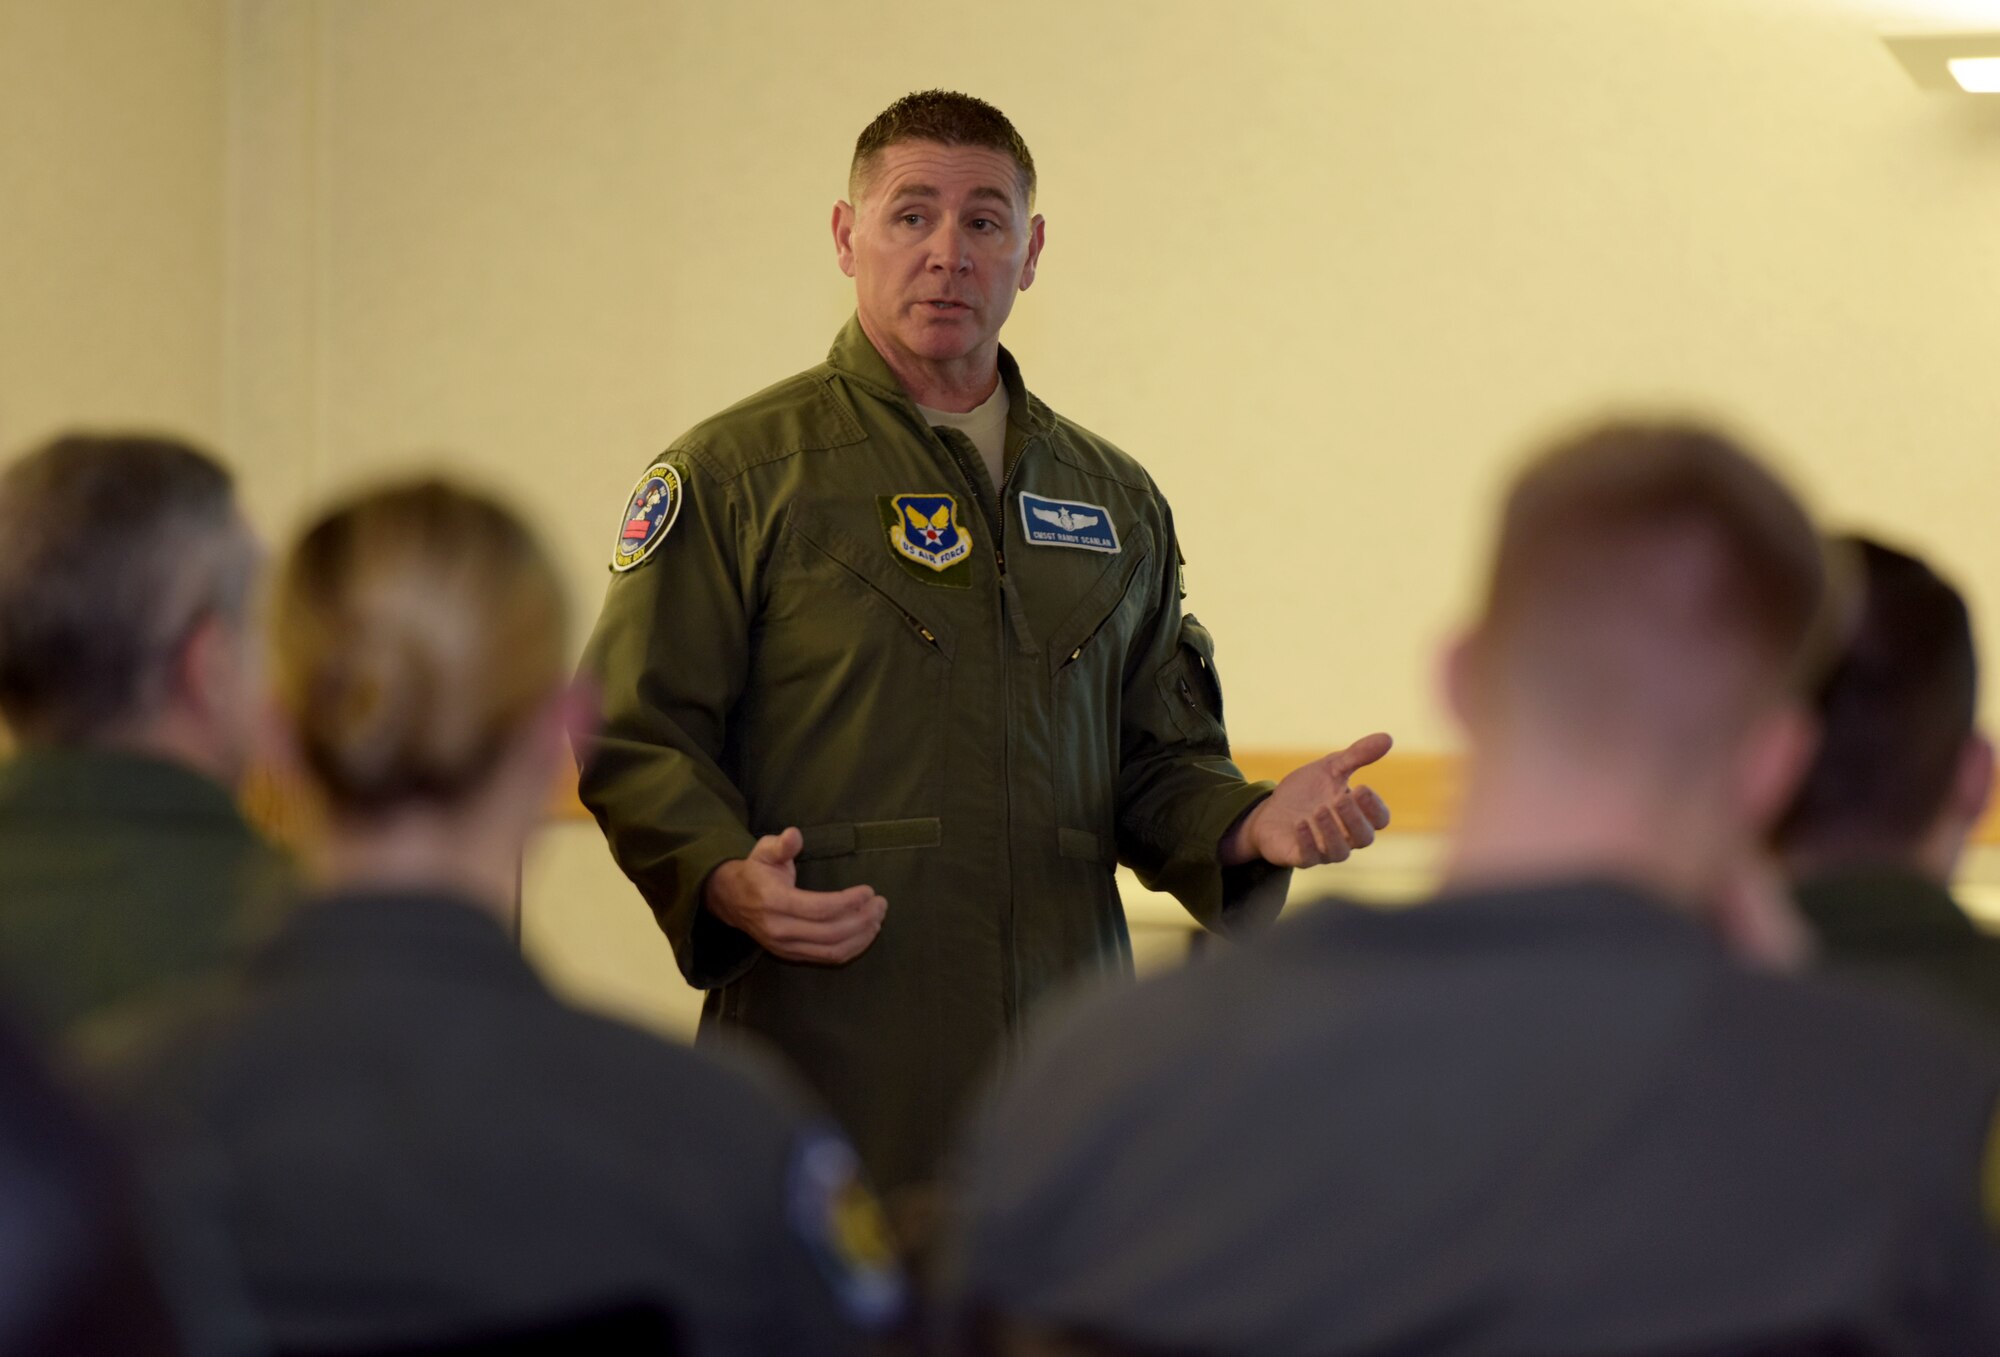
1883 30 2000 90
1947 55 2000 90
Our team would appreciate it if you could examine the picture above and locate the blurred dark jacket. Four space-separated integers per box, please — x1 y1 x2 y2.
0 1009 182 1355
1797 867 2000 1035
0 749 293 1045
109 889 900 1357
945 879 2000 1356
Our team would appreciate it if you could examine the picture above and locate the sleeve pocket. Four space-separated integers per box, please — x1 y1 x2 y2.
1156 614 1229 747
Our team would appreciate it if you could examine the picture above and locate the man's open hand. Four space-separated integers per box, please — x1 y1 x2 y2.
704 827 887 964
1221 732 1395 868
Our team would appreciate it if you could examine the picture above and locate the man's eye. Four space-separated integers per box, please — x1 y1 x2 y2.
970 219 996 231
900 214 924 227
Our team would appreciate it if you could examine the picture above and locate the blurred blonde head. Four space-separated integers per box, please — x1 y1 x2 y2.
270 479 567 820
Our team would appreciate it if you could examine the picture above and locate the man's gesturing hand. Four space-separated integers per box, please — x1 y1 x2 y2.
1220 732 1395 869
704 828 887 964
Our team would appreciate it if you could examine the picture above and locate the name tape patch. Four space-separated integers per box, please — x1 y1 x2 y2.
1020 491 1119 554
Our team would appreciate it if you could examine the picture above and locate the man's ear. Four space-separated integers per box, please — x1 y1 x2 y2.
1439 630 1480 735
832 200 858 277
175 612 231 723
1018 213 1046 292
1952 731 1995 831
1738 702 1821 836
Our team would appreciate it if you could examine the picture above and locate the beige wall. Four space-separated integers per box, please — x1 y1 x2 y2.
9 0 2000 1030
221 0 2000 747
0 0 227 452
211 0 2000 1029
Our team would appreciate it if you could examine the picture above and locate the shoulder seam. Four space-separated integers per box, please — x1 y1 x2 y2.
671 368 869 485
1046 415 1156 493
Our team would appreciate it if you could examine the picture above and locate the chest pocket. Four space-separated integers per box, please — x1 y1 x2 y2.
736 502 960 830
1047 529 1156 866
780 501 959 662
1045 523 1155 679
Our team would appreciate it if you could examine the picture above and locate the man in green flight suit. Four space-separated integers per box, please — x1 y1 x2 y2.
579 91 1393 1193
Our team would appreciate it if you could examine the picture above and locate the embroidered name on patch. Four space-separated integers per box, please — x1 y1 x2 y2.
888 493 972 572
1020 491 1119 554
610 462 684 572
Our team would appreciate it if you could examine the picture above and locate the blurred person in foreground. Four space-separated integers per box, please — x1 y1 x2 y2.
0 433 290 1047
110 480 902 1355
942 421 2000 1356
1778 536 2000 1029
0 1013 181 1356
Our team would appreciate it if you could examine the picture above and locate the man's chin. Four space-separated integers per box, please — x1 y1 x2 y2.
897 323 987 366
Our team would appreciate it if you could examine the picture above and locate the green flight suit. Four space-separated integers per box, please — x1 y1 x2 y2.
579 316 1287 1191
0 749 293 1048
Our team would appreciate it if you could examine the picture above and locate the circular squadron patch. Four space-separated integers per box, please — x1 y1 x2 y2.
610 462 684 573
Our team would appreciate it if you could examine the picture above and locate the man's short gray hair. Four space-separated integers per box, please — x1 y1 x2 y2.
0 432 257 744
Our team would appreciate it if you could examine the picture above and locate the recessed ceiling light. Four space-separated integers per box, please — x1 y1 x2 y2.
1947 55 2000 91
1883 30 2000 91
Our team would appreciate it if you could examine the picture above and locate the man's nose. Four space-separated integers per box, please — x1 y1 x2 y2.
927 221 972 273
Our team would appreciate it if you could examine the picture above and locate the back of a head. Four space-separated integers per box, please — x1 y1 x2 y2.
850 89 1037 206
1777 537 1978 863
0 433 254 746
271 479 566 818
1470 420 1832 764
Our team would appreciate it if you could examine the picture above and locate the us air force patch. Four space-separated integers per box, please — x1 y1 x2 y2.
1020 491 1119 553
787 1127 906 1329
610 462 684 573
887 492 972 572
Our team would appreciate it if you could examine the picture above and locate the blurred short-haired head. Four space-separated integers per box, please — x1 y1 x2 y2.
1777 536 1985 867
270 478 568 820
1462 419 1836 771
0 432 259 754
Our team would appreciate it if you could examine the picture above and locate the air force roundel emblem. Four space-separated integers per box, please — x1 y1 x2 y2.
1019 491 1120 553
888 493 972 572
610 462 685 572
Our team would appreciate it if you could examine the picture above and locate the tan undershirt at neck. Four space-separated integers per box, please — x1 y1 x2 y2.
918 382 1010 492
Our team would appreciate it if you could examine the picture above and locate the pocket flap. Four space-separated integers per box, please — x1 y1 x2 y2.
1057 827 1115 865
795 817 943 861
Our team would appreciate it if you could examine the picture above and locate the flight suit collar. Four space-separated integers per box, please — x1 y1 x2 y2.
254 889 542 993
0 746 250 832
824 312 1060 440
1794 865 1981 951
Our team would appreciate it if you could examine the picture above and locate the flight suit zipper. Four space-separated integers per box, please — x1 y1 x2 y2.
925 420 1021 1026
951 451 1007 574
899 608 940 650
995 441 1018 1024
